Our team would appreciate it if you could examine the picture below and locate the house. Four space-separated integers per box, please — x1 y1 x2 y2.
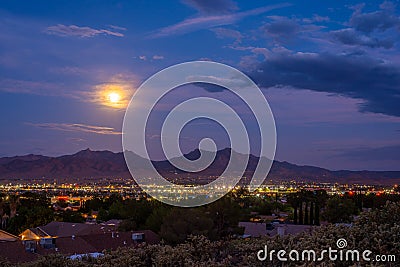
51 196 92 211
0 222 159 264
102 219 122 227
0 230 38 263
0 229 18 242
20 226 56 251
238 221 315 238
239 222 268 237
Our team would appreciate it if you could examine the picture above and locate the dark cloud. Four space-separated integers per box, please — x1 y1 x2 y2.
330 3 399 49
211 27 242 43
182 0 238 14
263 18 299 37
192 82 226 93
250 51 400 117
261 16 322 43
331 28 394 48
350 4 400 33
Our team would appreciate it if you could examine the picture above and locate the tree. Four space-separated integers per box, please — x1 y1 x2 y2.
97 208 109 222
82 197 104 212
309 201 314 225
118 219 137 231
59 210 84 223
314 190 328 225
108 201 124 219
206 195 243 238
323 196 358 223
4 193 54 235
160 208 214 245
287 193 300 224
10 202 399 267
145 206 170 233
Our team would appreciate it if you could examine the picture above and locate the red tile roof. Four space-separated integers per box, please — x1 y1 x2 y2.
39 221 117 237
0 223 160 264
0 241 37 263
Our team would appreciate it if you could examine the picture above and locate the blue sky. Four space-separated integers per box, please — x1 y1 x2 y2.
0 0 399 170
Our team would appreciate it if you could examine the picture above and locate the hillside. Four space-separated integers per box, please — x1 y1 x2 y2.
0 148 398 185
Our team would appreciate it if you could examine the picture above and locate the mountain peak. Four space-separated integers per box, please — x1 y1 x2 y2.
183 147 232 161
0 148 398 184
71 148 98 159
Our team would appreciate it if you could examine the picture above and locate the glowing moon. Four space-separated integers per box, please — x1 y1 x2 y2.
108 92 121 103
94 82 132 109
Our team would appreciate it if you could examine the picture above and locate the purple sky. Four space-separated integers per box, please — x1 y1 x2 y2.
0 0 399 170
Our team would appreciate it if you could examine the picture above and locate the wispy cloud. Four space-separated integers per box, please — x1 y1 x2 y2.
0 72 137 110
136 55 164 60
211 27 242 43
182 0 238 15
152 55 164 60
45 24 124 38
0 78 79 98
27 123 121 135
302 14 330 23
107 25 127 31
149 3 291 38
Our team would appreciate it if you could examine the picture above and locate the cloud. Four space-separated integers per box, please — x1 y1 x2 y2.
150 3 291 38
250 51 400 117
260 16 324 43
0 78 78 98
349 3 400 33
182 0 237 14
331 28 394 48
152 55 164 60
211 27 242 43
27 123 121 135
228 45 271 58
67 137 86 143
328 3 399 49
45 24 124 38
302 14 330 23
107 25 127 31
50 66 91 76
263 17 300 36
0 73 137 110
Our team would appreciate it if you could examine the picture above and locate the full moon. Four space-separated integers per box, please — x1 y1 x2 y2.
108 92 121 103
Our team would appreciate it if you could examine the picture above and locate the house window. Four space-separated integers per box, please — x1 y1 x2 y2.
40 238 56 249
132 233 145 242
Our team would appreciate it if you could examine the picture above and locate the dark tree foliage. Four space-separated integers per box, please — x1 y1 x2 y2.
7 201 399 267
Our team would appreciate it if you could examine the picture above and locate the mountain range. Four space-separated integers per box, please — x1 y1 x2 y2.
0 148 399 185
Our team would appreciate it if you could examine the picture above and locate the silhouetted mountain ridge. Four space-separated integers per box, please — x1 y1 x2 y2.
0 148 398 185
